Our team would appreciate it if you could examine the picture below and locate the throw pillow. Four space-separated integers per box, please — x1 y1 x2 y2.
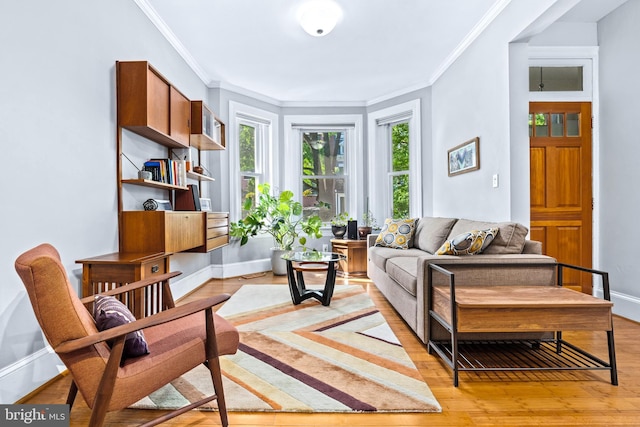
93 295 149 360
436 228 499 255
374 218 418 249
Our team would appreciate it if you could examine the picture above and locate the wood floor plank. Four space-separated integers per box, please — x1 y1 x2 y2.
22 272 640 426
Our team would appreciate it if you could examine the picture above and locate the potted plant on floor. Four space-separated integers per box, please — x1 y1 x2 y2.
230 183 324 275
330 211 350 238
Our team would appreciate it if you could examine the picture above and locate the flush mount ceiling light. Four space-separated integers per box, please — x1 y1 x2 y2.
298 0 342 37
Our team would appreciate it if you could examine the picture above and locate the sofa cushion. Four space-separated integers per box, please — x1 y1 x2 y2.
369 246 426 273
436 228 499 255
374 218 418 249
386 257 418 297
448 219 528 254
413 217 458 254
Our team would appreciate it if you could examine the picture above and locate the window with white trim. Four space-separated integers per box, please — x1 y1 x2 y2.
368 100 421 220
284 115 363 224
229 102 277 220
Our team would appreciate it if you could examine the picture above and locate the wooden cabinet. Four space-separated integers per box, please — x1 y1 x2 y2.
330 238 368 278
76 252 171 319
188 212 230 252
120 211 205 254
190 101 226 150
117 61 190 148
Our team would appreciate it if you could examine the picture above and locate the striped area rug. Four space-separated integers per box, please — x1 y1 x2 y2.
131 284 441 413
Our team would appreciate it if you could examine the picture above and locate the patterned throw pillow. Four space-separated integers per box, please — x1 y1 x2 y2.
436 228 499 255
93 295 149 360
374 218 418 249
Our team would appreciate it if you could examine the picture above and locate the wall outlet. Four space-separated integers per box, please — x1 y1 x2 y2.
492 174 499 188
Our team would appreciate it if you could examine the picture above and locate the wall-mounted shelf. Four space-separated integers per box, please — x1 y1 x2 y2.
116 60 229 254
190 101 226 150
186 171 215 182
121 178 189 191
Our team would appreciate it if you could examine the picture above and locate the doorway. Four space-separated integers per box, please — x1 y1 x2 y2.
529 102 592 294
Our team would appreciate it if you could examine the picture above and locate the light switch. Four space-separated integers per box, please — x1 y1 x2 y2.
492 174 499 188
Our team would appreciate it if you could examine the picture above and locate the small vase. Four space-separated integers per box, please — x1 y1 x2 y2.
331 225 347 238
358 226 372 239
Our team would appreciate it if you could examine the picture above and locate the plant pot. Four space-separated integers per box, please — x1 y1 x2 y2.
331 225 347 238
358 226 372 239
270 248 288 276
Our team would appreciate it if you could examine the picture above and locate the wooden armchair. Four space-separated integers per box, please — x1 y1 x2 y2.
15 243 239 427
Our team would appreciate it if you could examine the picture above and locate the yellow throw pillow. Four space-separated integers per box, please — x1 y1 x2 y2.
436 228 499 255
374 218 418 249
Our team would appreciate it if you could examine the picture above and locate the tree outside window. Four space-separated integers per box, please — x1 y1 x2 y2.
391 122 410 218
301 131 344 222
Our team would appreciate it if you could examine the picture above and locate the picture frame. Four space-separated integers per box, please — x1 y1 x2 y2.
199 198 212 212
448 137 480 176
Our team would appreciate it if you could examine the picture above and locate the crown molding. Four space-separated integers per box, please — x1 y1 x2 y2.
135 0 507 107
133 0 212 85
428 0 512 85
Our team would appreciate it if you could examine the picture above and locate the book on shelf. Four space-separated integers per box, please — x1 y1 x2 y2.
144 158 187 187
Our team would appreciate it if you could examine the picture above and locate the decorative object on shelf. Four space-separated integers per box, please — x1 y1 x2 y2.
199 198 212 212
193 165 204 174
121 152 152 180
448 137 480 176
330 211 350 238
143 199 172 211
229 183 324 275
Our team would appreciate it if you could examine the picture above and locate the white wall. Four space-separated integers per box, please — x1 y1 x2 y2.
597 0 640 320
0 0 213 403
431 0 556 220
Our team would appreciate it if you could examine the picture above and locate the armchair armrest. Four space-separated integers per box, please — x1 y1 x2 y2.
79 271 182 305
56 293 230 354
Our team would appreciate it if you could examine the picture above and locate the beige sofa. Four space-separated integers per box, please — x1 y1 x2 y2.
367 217 557 344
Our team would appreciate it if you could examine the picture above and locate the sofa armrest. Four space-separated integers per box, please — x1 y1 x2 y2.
367 234 378 247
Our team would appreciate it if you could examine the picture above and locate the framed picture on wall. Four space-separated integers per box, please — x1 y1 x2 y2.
448 137 480 176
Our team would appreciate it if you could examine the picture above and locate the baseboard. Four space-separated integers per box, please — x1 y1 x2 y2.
594 287 640 323
215 258 272 279
0 347 65 404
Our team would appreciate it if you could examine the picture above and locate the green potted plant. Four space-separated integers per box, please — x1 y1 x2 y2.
330 211 350 238
229 183 324 275
358 210 377 239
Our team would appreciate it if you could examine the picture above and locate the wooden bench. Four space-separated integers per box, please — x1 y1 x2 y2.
427 263 618 387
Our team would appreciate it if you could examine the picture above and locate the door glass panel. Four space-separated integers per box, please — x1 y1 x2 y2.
567 113 580 136
551 113 564 137
528 114 533 136
534 113 549 137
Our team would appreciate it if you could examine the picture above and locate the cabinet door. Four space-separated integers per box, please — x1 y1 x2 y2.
170 87 190 146
164 212 204 253
147 68 170 135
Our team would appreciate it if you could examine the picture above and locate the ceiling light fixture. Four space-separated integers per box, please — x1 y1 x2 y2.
298 0 342 37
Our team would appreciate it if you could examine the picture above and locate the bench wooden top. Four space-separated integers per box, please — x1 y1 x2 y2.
433 285 613 309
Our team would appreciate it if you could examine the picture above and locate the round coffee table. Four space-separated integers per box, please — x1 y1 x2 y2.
281 251 346 306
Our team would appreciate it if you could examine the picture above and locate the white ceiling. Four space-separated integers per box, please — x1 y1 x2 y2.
141 0 628 104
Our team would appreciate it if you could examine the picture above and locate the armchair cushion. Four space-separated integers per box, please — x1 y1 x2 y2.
94 295 149 359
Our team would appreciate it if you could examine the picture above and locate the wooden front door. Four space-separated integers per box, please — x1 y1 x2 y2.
529 102 592 293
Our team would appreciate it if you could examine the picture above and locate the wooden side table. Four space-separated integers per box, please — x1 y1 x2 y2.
330 238 368 278
76 252 171 319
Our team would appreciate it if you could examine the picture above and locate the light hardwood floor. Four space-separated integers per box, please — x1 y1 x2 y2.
23 272 640 426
